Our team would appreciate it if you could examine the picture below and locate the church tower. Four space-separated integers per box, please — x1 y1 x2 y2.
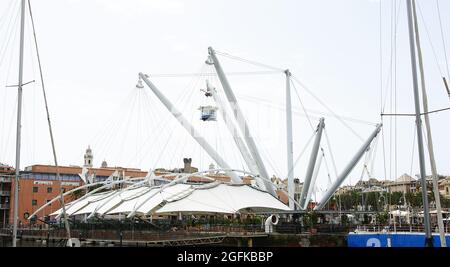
84 146 93 168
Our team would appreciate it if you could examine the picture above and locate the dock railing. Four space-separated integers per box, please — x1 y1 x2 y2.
354 224 450 234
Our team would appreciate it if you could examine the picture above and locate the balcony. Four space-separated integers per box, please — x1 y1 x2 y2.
0 204 9 210
0 191 10 196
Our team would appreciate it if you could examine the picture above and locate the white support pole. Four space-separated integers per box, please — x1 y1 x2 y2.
299 118 325 210
208 47 276 197
12 0 26 248
314 124 382 211
285 70 295 210
303 148 324 210
139 73 241 184
206 80 266 189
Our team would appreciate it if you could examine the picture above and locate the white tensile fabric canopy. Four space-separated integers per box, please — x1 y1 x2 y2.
156 183 290 214
50 182 290 217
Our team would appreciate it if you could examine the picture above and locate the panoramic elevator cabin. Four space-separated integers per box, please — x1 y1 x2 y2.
199 84 219 121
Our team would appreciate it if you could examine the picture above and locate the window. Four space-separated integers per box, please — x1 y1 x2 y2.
46 199 51 206
47 187 52 193
32 199 37 206
32 187 38 193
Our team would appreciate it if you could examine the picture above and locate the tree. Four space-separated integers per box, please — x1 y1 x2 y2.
377 212 389 224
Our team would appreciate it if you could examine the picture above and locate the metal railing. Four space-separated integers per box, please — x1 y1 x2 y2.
354 224 450 234
0 191 10 196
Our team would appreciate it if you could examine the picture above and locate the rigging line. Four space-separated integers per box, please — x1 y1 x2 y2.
0 2 20 62
324 128 339 180
86 87 136 161
140 65 206 166
381 0 403 114
135 67 203 166
1 14 20 162
138 69 201 168
256 136 281 179
0 0 16 31
291 79 314 131
238 93 378 126
28 0 71 241
0 2 20 72
292 132 316 175
322 151 333 187
358 149 371 184
135 86 142 163
436 0 450 80
291 75 365 142
98 90 135 161
212 73 246 172
137 91 158 164
409 125 417 177
116 88 139 163
2 97 17 164
147 71 281 78
91 87 136 141
394 0 398 184
0 0 17 59
237 94 322 121
152 68 203 170
26 11 38 164
214 50 285 72
370 131 380 177
388 0 396 184
171 69 203 169
379 0 383 116
381 119 388 182
416 2 446 77
98 94 136 163
381 107 450 116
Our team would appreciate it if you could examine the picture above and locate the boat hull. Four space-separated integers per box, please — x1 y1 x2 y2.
347 232 450 247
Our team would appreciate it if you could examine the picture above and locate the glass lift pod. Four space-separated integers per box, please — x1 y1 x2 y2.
199 106 218 121
199 82 218 121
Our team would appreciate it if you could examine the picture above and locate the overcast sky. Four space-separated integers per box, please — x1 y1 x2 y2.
0 0 449 196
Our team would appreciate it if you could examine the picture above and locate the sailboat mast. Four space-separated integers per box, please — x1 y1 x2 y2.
12 0 26 248
405 0 433 247
411 0 446 247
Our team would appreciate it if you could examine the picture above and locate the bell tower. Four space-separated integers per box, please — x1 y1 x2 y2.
84 146 93 168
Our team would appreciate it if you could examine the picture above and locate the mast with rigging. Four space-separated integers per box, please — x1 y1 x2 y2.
410 0 446 247
12 0 26 248
405 0 433 247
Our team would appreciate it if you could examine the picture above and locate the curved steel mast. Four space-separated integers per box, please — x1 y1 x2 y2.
138 73 242 184
208 47 276 197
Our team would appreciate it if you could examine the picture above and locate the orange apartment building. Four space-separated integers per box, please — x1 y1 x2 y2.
0 163 14 227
